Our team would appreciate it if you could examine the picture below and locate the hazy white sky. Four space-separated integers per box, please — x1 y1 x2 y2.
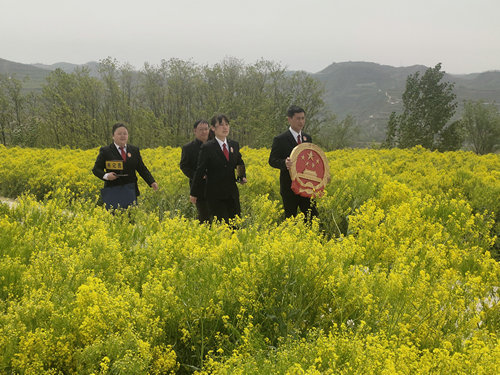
2 0 499 74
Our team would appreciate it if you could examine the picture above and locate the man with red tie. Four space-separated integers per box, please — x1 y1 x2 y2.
92 123 158 208
190 114 246 224
269 105 319 219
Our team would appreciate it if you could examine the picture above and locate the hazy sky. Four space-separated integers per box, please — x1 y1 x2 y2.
2 0 499 74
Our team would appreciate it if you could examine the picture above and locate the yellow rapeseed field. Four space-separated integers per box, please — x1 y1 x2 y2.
0 145 499 374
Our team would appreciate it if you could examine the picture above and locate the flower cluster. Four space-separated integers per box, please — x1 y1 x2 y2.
0 145 498 373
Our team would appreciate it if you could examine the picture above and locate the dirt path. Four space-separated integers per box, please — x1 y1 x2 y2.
0 196 17 208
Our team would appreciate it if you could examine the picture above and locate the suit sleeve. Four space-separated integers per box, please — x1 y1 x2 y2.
92 147 107 180
268 136 287 171
179 145 195 179
190 144 208 198
135 148 156 186
235 142 246 178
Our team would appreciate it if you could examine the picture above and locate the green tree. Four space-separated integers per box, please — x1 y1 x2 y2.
98 57 127 134
384 111 399 148
38 68 105 147
385 63 458 150
0 76 14 145
140 62 168 119
0 74 25 146
163 58 205 144
284 71 326 138
462 100 500 154
436 120 464 152
319 114 358 150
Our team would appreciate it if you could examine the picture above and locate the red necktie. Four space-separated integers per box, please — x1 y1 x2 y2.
119 146 126 161
222 143 229 161
297 134 302 144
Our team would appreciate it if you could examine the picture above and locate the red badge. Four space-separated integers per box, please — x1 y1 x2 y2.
289 143 330 198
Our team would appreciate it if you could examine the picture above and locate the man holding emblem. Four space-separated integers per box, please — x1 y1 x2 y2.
92 122 158 209
269 105 327 219
190 114 246 224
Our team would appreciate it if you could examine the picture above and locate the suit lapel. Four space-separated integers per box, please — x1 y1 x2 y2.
210 140 222 162
227 140 236 164
110 143 122 160
286 131 297 150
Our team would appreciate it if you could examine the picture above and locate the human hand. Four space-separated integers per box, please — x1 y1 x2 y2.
285 157 292 170
151 182 159 191
107 172 118 181
190 195 197 204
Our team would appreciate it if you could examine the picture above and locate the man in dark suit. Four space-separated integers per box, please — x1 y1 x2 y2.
190 114 246 224
180 119 210 222
269 105 319 219
93 123 158 208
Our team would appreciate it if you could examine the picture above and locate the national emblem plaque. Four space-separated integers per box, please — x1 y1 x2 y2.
289 143 330 198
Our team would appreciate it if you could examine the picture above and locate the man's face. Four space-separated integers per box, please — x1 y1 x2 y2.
288 112 306 133
194 122 209 143
212 119 230 140
112 126 129 147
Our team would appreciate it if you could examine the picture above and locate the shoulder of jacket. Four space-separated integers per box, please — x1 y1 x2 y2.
278 130 292 138
101 144 114 152
183 140 197 148
200 140 214 150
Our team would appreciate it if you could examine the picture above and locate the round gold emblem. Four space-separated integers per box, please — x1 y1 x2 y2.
289 143 330 198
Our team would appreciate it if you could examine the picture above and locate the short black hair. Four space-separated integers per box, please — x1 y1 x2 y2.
210 114 230 126
287 105 305 118
112 122 128 135
193 119 209 129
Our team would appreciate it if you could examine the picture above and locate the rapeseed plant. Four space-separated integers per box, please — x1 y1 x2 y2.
0 146 498 373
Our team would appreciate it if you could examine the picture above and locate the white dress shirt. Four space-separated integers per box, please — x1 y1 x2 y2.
289 127 302 144
103 143 127 180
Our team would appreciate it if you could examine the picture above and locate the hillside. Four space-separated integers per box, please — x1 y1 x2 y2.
0 58 51 90
32 61 100 76
0 59 100 91
313 61 500 143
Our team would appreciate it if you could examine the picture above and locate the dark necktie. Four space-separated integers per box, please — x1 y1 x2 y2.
222 143 229 161
119 146 126 161
297 134 302 144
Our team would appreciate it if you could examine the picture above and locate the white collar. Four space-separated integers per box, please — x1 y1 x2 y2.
289 127 301 140
215 137 227 148
114 143 127 151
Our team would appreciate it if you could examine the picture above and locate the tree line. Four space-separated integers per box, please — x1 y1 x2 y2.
0 57 353 150
0 59 498 153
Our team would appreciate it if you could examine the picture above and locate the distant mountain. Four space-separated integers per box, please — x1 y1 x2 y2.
31 61 100 76
1 58 499 143
0 59 100 91
0 58 52 90
313 61 500 143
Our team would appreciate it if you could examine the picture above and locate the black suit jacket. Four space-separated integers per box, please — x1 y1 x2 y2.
180 139 205 191
190 139 245 201
92 143 155 196
268 130 312 196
